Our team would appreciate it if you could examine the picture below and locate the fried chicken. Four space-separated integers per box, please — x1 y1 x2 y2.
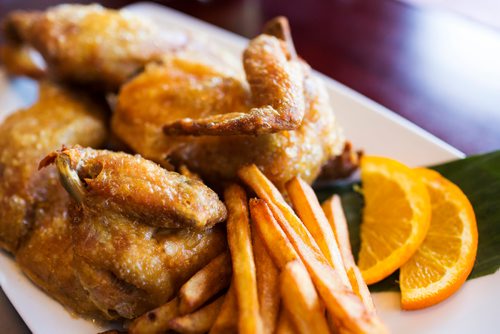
41 146 227 319
44 146 227 230
0 81 108 317
0 81 107 253
112 18 345 190
2 4 188 90
0 7 357 324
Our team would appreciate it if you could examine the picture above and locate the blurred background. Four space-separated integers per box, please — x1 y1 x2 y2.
0 0 499 155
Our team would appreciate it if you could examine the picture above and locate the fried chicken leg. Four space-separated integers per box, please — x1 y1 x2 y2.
41 146 227 319
2 4 188 90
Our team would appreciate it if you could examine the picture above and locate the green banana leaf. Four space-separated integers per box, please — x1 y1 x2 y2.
314 151 500 292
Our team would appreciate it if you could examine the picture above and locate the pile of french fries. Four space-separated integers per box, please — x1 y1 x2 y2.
126 164 387 334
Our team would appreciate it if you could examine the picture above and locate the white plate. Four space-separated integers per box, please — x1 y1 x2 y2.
0 3 497 333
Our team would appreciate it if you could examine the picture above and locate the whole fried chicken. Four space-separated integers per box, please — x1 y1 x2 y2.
2 4 188 90
112 18 345 190
0 81 108 316
41 146 227 319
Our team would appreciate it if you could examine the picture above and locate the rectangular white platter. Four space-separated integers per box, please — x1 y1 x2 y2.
0 2 498 333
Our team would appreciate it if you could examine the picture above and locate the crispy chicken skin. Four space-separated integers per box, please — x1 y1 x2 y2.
43 146 227 229
112 19 344 189
15 184 103 317
2 4 188 90
0 81 108 317
162 33 306 136
41 147 227 319
0 81 107 253
0 44 46 78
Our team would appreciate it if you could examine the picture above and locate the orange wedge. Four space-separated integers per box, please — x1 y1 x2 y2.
358 156 431 284
400 168 478 310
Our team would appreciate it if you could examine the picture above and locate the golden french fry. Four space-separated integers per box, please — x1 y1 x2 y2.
239 165 324 259
178 251 232 315
271 200 387 334
286 177 351 288
209 284 238 334
252 228 280 334
249 199 300 269
322 195 375 313
280 260 330 334
128 297 179 334
326 312 340 334
169 295 225 334
243 167 386 333
224 184 263 334
322 195 354 264
249 199 385 334
276 308 297 334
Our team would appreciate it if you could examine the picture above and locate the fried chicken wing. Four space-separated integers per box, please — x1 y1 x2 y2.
0 81 107 253
41 146 227 319
162 31 306 136
112 18 345 189
44 146 227 229
2 4 188 90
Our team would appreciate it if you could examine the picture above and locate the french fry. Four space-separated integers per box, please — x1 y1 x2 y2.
209 284 238 334
224 184 263 334
280 260 330 334
249 199 300 269
249 197 386 334
169 295 225 334
276 308 298 334
178 251 232 315
243 166 386 333
286 177 351 288
270 199 387 333
321 195 354 264
238 165 324 259
128 297 179 334
252 228 280 334
322 195 375 313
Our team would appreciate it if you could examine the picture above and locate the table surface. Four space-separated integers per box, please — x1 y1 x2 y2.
0 0 499 332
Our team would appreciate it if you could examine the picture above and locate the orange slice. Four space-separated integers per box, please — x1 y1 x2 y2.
400 168 478 310
358 156 431 284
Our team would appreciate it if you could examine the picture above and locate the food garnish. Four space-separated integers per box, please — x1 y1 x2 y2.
400 168 478 310
358 156 431 284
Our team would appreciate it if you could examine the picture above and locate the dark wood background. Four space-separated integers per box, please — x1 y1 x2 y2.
0 0 499 332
